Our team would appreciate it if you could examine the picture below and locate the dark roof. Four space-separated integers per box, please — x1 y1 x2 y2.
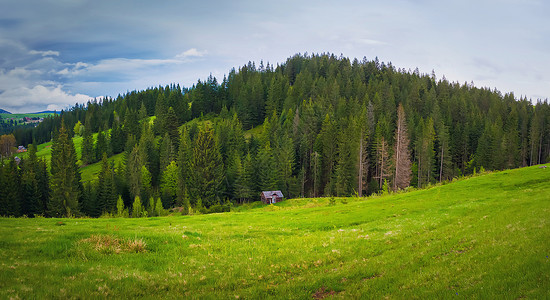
261 191 284 198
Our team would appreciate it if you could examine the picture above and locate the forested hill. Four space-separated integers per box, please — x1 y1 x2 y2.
1 53 549 217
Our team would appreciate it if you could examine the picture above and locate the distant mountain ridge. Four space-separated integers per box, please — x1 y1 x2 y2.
0 109 58 115
30 110 58 114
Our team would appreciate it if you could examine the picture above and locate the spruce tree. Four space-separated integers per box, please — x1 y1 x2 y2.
20 144 41 216
81 124 94 165
0 159 21 216
190 123 224 208
94 130 107 163
256 141 278 192
161 161 178 207
165 107 180 149
97 153 117 214
127 145 143 201
49 122 81 217
177 128 193 209
393 104 412 190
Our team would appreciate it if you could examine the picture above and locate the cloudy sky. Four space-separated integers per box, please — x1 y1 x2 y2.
0 0 548 113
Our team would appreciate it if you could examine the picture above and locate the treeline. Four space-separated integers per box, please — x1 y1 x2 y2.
2 53 550 217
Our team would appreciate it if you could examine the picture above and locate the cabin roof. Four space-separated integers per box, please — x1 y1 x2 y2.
261 191 284 198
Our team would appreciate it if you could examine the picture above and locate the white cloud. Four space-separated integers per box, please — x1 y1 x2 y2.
28 50 60 57
176 48 207 59
357 38 388 46
0 85 91 113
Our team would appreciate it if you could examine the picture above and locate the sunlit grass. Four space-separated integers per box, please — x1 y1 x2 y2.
0 165 549 298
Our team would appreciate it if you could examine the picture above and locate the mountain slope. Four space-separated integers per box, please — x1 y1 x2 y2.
0 165 548 298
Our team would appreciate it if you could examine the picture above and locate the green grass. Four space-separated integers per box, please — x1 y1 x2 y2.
0 112 55 121
17 132 117 183
244 124 263 139
1 166 549 298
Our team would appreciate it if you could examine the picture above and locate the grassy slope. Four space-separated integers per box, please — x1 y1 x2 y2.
0 112 55 120
18 132 124 183
1 166 549 298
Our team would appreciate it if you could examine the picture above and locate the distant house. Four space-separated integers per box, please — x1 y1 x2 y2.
16 145 27 153
261 191 284 204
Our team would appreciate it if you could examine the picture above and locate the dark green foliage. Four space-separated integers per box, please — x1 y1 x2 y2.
49 122 81 217
20 144 42 216
177 128 193 209
190 123 224 208
96 153 117 215
0 159 21 216
4 53 550 217
110 120 125 154
81 124 94 164
94 130 108 163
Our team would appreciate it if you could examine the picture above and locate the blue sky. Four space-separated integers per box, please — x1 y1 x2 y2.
0 0 548 113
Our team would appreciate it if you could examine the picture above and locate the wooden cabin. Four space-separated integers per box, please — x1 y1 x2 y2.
261 191 284 204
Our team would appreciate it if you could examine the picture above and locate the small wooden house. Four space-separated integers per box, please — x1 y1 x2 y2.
261 191 284 204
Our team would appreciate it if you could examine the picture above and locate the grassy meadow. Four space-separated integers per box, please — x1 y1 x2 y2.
1 165 549 298
16 132 125 183
0 112 55 122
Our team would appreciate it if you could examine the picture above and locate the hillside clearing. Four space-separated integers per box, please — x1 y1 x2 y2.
0 166 549 298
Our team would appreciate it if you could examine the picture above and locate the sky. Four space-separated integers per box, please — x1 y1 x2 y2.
0 0 548 113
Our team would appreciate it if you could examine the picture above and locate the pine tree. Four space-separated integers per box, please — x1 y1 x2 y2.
81 124 94 165
177 128 193 209
138 102 148 120
159 133 175 178
275 132 295 198
165 107 180 149
20 144 41 216
94 130 107 163
110 121 125 154
155 197 164 216
318 114 338 195
357 105 370 196
36 158 50 214
374 130 390 190
132 195 143 218
0 159 21 216
161 161 178 208
435 122 452 182
190 123 224 208
335 119 358 196
116 195 125 217
154 94 167 136
140 165 152 205
49 122 81 217
416 117 435 188
256 141 278 192
393 104 412 190
96 153 117 214
127 145 143 200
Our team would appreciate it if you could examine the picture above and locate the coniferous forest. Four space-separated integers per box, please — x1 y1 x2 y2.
1 53 550 217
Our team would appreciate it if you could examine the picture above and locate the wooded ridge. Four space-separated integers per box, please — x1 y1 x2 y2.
1 53 549 217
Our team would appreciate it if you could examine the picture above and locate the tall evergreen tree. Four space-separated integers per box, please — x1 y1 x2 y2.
0 159 21 216
190 123 224 208
96 153 117 215
161 161 178 208
177 128 193 209
20 144 41 216
81 124 95 164
94 129 108 162
49 122 81 217
393 104 412 190
256 141 278 192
